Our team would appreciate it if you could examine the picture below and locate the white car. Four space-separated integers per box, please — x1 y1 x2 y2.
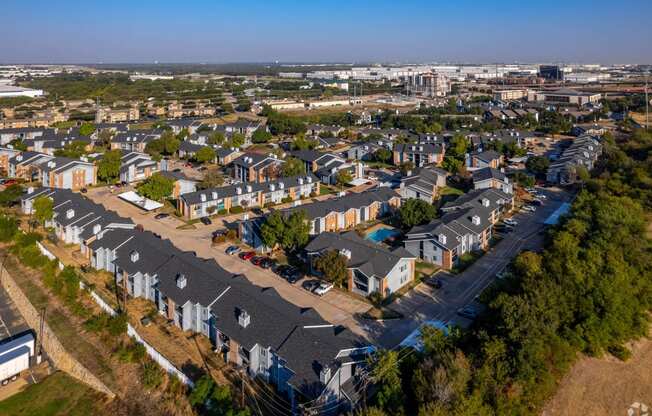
314 282 334 296
534 193 547 199
503 218 518 226
522 205 536 212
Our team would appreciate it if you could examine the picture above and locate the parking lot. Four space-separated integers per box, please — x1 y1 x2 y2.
0 285 30 343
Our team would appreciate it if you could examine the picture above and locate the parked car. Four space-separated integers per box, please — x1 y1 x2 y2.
80 188 88 194
285 272 301 284
531 198 544 206
424 276 443 289
2 179 17 186
503 218 518 226
533 193 547 199
240 251 256 261
200 216 212 225
251 256 264 266
212 229 226 238
155 213 169 220
457 305 479 319
522 205 536 212
225 245 241 255
302 279 321 292
314 282 334 296
172 168 182 172
260 258 274 269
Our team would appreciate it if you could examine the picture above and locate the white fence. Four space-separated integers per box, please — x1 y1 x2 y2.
36 241 64 270
78 283 194 387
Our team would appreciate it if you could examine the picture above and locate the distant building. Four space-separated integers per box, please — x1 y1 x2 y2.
538 65 567 80
95 106 140 123
546 135 602 184
407 72 450 97
528 89 601 106
0 85 44 98
393 143 445 167
492 89 529 101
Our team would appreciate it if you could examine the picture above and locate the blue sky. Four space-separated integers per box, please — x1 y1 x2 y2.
2 0 651 64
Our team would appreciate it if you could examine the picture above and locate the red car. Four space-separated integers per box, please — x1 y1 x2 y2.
239 251 256 261
2 179 17 186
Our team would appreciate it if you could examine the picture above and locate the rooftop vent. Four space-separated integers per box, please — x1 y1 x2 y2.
66 209 75 219
200 194 207 202
93 224 101 235
319 366 332 384
298 178 304 185
339 248 352 260
236 187 242 195
246 185 252 193
176 273 187 289
269 183 276 191
279 182 285 190
238 309 251 328
439 233 447 245
482 198 490 207
472 215 481 226
211 191 218 200
130 250 139 263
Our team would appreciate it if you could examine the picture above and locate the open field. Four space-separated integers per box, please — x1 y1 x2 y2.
542 332 652 416
0 372 113 416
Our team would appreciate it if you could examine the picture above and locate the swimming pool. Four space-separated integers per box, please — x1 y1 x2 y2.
365 228 400 244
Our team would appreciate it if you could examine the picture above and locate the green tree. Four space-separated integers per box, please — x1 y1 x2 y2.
136 173 174 201
0 184 24 207
199 169 225 190
525 156 550 177
78 122 96 136
282 210 310 251
292 134 317 150
369 350 404 414
399 161 415 175
208 131 225 146
54 141 88 158
0 215 18 241
446 134 469 160
230 133 245 148
260 211 286 249
442 156 464 174
97 149 122 183
399 198 436 228
336 170 353 187
9 139 27 151
313 250 349 287
251 128 272 144
374 148 392 163
33 196 54 226
280 157 306 177
194 146 216 164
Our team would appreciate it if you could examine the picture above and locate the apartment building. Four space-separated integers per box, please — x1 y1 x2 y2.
546 135 602 184
305 231 416 299
95 106 140 123
231 153 284 183
400 166 448 202
179 174 320 220
467 150 503 169
9 151 96 190
393 143 445 167
86 226 371 411
0 147 20 174
19 187 134 250
404 188 513 269
119 152 160 184
492 89 529 101
0 127 54 145
288 150 359 185
111 130 162 153
159 171 198 199
527 89 601 106
472 167 513 194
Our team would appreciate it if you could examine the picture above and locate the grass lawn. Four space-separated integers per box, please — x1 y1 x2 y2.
319 185 335 195
0 372 111 416
439 186 464 196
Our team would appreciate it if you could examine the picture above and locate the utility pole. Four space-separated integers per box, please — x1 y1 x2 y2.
645 72 649 131
38 307 46 357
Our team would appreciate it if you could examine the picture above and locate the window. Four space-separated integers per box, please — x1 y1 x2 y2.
400 264 407 272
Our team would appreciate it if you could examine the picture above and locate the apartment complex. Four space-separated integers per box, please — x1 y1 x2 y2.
8 151 96 190
546 135 602 184
393 143 445 167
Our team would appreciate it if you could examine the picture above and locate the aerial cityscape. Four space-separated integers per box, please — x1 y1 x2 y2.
0 1 650 416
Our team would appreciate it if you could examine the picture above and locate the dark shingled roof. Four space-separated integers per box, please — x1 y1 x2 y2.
472 167 506 182
280 188 399 220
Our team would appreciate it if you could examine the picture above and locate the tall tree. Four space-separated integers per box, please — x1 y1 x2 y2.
97 149 122 183
194 146 216 164
281 157 306 177
399 198 436 228
136 173 174 201
313 250 349 287
33 196 54 225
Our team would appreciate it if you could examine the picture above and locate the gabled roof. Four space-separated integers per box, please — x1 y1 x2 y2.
472 167 506 182
305 231 414 278
471 150 502 163
280 188 399 220
394 143 444 155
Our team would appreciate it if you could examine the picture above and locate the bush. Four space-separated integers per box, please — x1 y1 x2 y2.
106 313 128 336
225 229 237 241
264 202 275 208
281 196 293 204
116 340 146 363
309 191 318 198
84 314 109 333
217 208 228 215
0 215 18 241
141 361 164 390
608 344 632 361
229 206 244 214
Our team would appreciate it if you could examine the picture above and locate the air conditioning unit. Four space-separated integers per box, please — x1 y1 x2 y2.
238 309 251 328
66 209 75 219
472 215 481 226
130 250 139 262
200 194 207 202
176 273 187 289
339 248 352 260
439 234 447 245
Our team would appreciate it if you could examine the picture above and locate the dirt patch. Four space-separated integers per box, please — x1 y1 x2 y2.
542 334 652 416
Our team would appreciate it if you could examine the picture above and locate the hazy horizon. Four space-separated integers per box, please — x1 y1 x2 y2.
2 0 651 65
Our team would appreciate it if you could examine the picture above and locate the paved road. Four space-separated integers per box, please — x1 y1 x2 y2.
366 187 573 348
0 284 31 342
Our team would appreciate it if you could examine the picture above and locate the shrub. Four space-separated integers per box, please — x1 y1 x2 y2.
225 229 237 241
608 344 632 361
212 234 226 244
84 314 109 333
116 340 147 363
106 313 128 336
229 206 244 214
217 208 228 215
309 191 318 198
281 196 293 204
0 215 18 241
264 202 275 208
141 361 164 390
